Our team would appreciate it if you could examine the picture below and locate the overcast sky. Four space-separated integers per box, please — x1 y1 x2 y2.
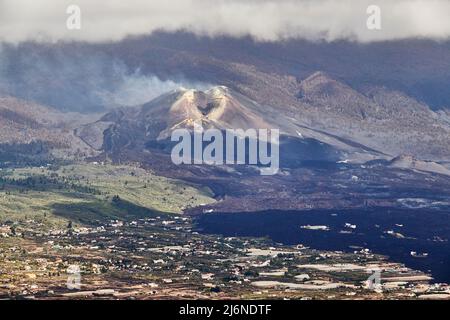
1 0 450 43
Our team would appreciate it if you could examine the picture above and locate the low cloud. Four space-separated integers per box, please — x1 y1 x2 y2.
1 0 450 43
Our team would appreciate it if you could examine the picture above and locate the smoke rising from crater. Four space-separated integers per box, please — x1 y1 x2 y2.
0 44 211 112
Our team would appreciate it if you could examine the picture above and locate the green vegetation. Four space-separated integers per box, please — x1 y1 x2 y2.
0 163 215 228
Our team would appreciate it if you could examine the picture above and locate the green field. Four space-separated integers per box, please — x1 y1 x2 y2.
0 163 215 229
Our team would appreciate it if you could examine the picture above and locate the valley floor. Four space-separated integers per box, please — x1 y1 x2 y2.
0 163 448 300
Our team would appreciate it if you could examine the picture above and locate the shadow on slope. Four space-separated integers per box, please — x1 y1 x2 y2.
51 197 167 226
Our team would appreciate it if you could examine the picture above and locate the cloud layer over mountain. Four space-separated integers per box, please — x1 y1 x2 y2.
1 0 450 43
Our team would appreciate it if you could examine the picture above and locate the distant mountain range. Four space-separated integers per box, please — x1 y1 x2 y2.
3 33 450 110
1 33 450 213
2 77 450 176
1 34 450 179
70 72 450 165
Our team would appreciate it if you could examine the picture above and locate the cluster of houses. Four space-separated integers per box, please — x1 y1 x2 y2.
0 216 448 300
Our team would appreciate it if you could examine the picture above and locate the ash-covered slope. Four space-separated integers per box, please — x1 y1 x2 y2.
298 71 377 120
244 70 450 162
77 86 272 149
140 86 273 140
389 155 450 176
0 96 96 162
